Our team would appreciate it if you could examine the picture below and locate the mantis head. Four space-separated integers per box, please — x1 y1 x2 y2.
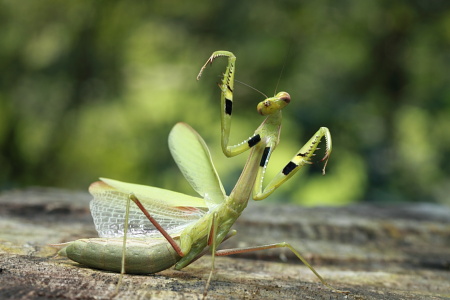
257 92 291 116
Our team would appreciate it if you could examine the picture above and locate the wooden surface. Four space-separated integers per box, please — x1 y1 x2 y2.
0 187 449 299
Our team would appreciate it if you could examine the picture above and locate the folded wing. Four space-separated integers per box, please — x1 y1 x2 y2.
169 122 226 209
89 179 208 238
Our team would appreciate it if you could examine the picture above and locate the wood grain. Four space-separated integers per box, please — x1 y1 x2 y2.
0 187 449 299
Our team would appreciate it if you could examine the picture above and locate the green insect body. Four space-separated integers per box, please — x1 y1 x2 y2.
59 51 345 297
61 238 180 274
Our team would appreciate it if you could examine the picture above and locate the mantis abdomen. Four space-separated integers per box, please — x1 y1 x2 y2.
59 238 181 274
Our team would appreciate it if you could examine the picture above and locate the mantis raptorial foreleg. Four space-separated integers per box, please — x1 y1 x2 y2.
198 51 252 157
198 51 332 201
253 127 332 200
197 51 348 295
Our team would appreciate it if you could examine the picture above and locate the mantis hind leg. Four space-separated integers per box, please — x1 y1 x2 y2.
253 127 332 200
114 194 186 293
128 194 184 257
203 212 219 299
214 242 349 295
199 214 238 299
115 194 132 293
182 230 238 268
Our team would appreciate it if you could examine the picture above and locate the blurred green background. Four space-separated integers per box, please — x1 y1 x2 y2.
1 1 449 206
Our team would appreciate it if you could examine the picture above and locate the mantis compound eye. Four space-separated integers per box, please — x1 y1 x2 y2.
277 92 291 104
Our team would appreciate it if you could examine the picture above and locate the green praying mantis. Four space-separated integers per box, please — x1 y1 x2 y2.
58 50 347 298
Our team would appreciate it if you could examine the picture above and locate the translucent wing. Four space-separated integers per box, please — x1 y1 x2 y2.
169 122 226 208
89 179 208 238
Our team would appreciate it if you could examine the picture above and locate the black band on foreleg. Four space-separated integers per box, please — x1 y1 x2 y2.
282 161 298 176
248 134 261 148
260 147 271 167
225 99 233 115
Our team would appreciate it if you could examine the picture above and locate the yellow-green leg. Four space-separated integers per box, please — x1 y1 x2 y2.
198 51 247 157
203 212 219 299
198 51 332 201
214 242 348 294
253 127 332 200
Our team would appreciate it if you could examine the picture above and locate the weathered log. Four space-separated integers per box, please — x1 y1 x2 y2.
0 187 449 299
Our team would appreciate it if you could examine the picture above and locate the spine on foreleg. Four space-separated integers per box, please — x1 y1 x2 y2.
59 238 181 274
